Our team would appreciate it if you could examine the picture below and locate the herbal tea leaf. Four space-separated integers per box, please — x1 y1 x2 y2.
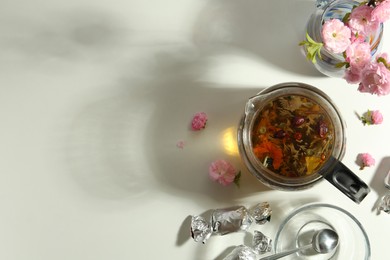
306 156 322 175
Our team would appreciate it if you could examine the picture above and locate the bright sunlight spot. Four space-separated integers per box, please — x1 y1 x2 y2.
221 127 239 156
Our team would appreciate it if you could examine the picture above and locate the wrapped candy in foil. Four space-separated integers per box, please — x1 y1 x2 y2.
253 230 272 254
250 202 272 225
385 170 390 189
223 231 272 259
377 170 390 214
212 206 253 235
191 202 272 243
378 193 390 214
223 245 257 260
190 215 212 243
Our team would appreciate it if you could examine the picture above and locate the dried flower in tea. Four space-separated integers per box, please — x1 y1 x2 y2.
251 95 335 177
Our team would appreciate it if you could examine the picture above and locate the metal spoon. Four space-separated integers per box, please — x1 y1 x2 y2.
259 228 339 260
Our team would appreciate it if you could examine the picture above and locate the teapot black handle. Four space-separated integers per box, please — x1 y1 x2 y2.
321 157 370 204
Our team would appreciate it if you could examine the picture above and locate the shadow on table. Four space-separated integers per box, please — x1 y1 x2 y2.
63 47 272 206
0 6 126 64
192 0 322 76
142 51 272 204
58 1 321 208
369 156 390 214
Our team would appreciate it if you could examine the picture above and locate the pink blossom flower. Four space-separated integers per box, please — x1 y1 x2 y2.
371 110 384 124
358 61 390 96
348 5 380 36
351 33 366 43
344 42 372 84
372 0 390 23
321 19 351 53
358 153 375 170
208 159 238 186
344 66 362 84
346 42 372 69
191 112 208 130
360 109 384 125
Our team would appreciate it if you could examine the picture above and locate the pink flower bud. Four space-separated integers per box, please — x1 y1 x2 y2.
371 110 384 124
208 160 239 186
358 153 375 170
191 112 208 131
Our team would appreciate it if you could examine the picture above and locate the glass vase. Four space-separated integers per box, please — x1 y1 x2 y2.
303 0 383 77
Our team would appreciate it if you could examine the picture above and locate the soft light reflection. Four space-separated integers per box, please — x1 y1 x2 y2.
222 127 239 156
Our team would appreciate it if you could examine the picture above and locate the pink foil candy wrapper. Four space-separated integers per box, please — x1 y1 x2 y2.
223 245 257 260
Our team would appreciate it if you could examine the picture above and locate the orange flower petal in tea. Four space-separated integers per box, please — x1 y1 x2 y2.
256 117 272 133
253 140 283 169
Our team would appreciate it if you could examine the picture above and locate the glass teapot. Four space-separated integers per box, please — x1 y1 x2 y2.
237 82 370 204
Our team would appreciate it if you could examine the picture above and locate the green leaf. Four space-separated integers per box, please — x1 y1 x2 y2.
307 46 316 56
377 57 390 69
359 1 368 7
335 62 348 68
316 46 322 60
300 32 323 64
306 33 317 45
342 12 351 23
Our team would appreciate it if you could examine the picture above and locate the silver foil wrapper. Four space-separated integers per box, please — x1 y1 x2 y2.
223 245 257 260
377 170 390 214
250 202 272 225
191 202 272 243
190 215 212 243
378 193 390 214
212 206 253 235
253 230 272 254
385 170 390 189
222 231 272 259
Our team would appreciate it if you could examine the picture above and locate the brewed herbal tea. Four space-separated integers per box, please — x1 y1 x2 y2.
251 94 334 177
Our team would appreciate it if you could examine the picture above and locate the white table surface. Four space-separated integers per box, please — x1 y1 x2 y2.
1 0 389 259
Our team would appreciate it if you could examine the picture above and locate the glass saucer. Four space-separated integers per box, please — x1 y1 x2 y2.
274 203 370 259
